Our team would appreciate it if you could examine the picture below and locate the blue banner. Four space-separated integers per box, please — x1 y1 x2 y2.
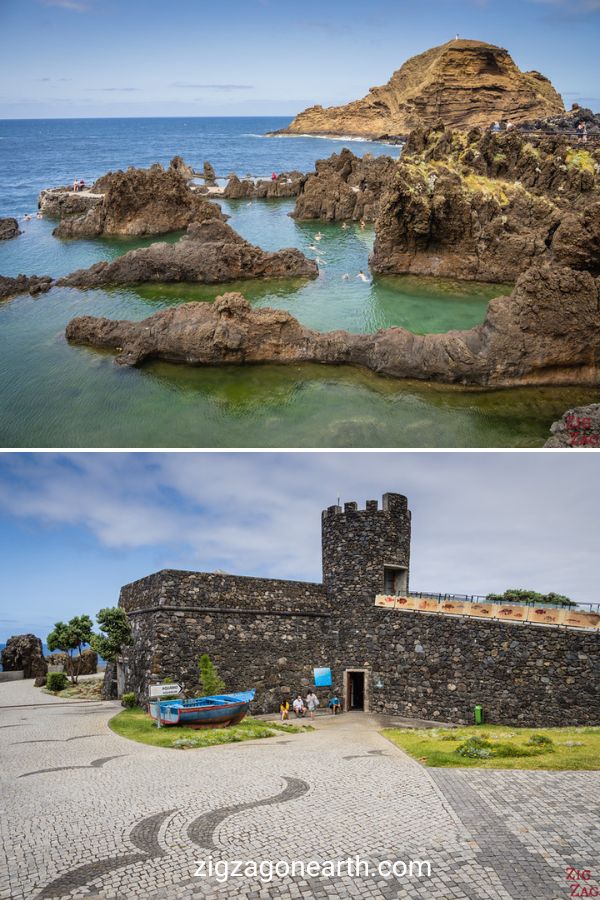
314 667 332 687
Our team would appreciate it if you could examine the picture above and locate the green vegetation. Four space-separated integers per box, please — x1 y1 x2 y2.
47 615 94 684
90 607 132 662
43 676 104 699
46 672 68 692
382 724 600 770
565 149 595 174
121 692 136 708
110 707 314 750
198 653 226 697
486 588 576 606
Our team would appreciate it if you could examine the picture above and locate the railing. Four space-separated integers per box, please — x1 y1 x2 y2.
406 591 599 614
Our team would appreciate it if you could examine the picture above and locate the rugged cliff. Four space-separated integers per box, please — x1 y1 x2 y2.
371 127 600 281
277 40 564 139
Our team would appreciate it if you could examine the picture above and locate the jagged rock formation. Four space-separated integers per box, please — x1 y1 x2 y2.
0 217 21 240
47 649 98 675
276 40 564 139
224 171 304 200
520 104 600 135
58 219 318 288
545 403 600 448
0 274 53 301
40 157 224 239
202 161 217 186
1 634 48 679
371 127 600 281
65 264 600 387
291 150 396 222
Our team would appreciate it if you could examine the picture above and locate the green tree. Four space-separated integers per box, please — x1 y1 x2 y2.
486 589 576 607
47 615 94 684
90 607 132 663
198 654 225 697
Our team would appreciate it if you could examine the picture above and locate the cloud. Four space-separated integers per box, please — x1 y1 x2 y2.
83 87 141 92
0 453 598 608
38 0 89 10
170 83 255 91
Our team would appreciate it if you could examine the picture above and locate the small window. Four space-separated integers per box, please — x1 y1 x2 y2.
384 565 407 595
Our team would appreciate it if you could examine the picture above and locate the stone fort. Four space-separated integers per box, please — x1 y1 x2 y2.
117 492 599 726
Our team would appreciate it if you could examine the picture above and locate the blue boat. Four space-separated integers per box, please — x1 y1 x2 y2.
149 690 255 728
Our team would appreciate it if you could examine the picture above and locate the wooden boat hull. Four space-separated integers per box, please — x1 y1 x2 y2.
148 690 254 728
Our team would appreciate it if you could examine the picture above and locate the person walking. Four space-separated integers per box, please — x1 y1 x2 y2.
306 689 319 720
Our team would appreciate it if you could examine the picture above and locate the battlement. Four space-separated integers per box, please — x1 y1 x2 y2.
322 492 408 519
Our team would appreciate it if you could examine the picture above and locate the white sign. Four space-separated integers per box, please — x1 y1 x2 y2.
149 683 182 698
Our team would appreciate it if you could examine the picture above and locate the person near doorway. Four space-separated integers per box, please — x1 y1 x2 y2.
306 689 319 719
292 694 305 717
328 694 341 715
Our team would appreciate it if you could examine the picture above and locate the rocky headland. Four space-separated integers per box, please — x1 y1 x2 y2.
276 39 564 139
0 217 21 241
58 219 318 288
40 157 224 239
291 150 396 222
370 126 600 281
65 263 600 387
0 274 53 302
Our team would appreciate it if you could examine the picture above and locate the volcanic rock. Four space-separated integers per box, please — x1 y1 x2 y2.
545 403 600 447
58 219 318 288
0 217 21 240
168 155 195 180
65 264 600 387
1 634 48 679
43 159 224 239
202 161 217 186
371 128 600 281
0 274 53 301
47 649 98 675
291 150 396 222
520 104 600 135
223 172 304 200
277 40 564 138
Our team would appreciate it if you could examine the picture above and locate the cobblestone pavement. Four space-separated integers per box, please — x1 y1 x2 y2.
0 682 598 899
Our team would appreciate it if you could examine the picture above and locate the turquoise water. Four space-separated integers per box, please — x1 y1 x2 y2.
1 117 598 448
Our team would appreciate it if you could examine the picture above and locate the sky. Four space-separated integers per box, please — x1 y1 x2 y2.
0 0 599 118
0 451 597 641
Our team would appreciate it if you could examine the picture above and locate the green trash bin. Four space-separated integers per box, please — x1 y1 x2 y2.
474 705 484 725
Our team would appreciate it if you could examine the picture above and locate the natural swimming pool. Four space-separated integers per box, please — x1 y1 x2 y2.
1 196 598 448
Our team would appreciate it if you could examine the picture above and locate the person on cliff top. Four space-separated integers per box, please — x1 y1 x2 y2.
305 689 319 719
292 694 305 717
271 171 277 181
279 699 290 721
578 122 588 144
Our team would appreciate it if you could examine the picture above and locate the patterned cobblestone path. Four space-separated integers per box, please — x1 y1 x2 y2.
0 682 598 899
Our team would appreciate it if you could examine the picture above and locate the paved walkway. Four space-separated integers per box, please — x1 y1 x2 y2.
0 684 598 899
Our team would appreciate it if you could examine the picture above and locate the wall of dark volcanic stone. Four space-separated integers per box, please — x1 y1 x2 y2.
336 606 599 727
118 568 599 725
119 570 333 713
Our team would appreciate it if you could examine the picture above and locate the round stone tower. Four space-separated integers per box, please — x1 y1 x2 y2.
321 492 411 604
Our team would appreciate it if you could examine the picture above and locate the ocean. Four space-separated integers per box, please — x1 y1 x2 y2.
1 116 598 448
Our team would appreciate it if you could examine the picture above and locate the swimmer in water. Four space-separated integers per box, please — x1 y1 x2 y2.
314 231 323 241
341 273 350 280
359 220 366 230
341 222 349 230
357 270 369 282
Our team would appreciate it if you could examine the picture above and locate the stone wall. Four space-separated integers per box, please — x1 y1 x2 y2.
335 606 598 726
119 570 331 712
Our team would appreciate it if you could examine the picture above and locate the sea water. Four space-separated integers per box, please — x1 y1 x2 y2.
0 116 598 448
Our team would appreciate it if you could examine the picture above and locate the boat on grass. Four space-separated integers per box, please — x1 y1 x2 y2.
149 690 255 728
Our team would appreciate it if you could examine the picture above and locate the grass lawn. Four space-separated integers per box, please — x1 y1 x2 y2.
382 724 600 771
110 707 314 750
